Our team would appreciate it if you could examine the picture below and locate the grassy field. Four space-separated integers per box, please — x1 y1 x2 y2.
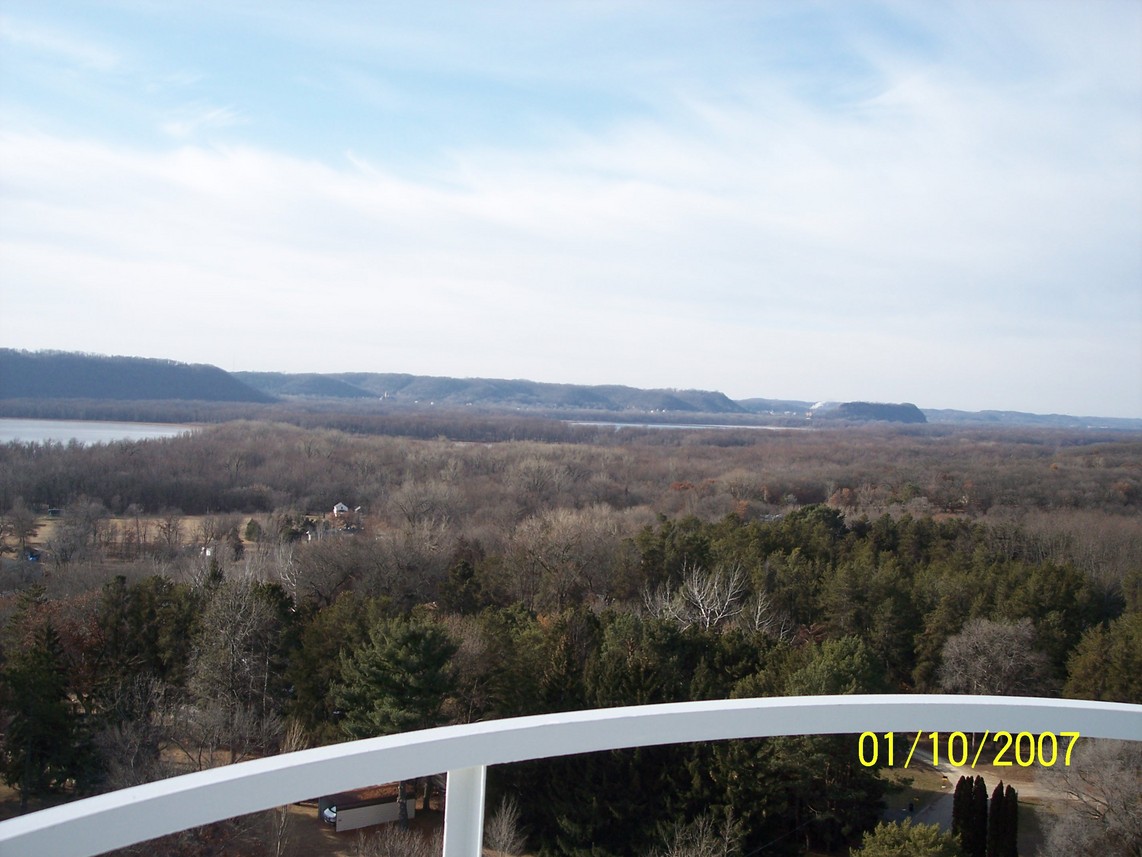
20 512 278 557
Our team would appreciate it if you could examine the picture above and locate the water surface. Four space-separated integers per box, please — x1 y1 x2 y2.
0 418 193 445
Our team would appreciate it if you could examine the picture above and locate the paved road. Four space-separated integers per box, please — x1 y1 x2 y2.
887 748 993 831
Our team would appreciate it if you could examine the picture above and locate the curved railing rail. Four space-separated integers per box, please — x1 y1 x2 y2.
0 694 1138 857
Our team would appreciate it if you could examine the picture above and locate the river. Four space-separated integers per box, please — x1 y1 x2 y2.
0 418 194 445
568 420 803 431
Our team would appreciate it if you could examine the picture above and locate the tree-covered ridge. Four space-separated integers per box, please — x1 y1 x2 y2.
230 372 377 399
4 349 1141 429
236 370 748 413
820 402 927 424
5 349 1142 433
0 350 275 403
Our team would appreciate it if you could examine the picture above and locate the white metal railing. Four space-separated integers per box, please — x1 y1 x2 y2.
0 694 1138 857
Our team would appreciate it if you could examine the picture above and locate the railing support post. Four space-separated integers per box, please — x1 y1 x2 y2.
443 765 486 857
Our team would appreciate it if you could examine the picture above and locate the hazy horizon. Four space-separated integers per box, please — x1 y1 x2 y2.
2 2 1140 417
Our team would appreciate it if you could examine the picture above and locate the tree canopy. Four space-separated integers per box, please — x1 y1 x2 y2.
852 819 964 857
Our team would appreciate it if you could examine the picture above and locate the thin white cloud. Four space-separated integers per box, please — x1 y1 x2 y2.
0 16 121 71
2 102 1138 415
160 105 246 139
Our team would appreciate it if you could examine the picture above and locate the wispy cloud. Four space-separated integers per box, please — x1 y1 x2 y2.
0 16 121 71
160 104 245 139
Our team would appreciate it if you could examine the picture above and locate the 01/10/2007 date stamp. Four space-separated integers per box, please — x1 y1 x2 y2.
857 731 1080 769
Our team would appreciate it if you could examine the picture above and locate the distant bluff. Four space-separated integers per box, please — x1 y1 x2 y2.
236 371 746 414
818 401 928 423
0 350 275 403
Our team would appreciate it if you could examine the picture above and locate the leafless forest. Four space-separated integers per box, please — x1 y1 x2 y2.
1 418 1139 856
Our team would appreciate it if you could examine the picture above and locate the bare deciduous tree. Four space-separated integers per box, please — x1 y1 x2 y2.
440 615 497 724
650 810 742 857
390 479 458 527
93 676 171 790
355 824 442 857
48 498 108 564
1040 739 1142 857
484 795 527 856
507 455 567 511
362 520 455 604
195 514 240 551
264 719 309 857
155 508 184 558
185 580 287 762
272 538 361 606
1 497 39 556
643 563 748 632
938 617 1053 696
739 590 796 640
502 506 623 611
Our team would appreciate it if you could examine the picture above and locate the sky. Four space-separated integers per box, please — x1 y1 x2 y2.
1 1 1140 417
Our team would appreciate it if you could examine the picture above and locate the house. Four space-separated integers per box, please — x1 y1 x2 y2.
333 502 350 517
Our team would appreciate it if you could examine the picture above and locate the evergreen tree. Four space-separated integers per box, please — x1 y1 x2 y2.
94 575 200 698
285 591 379 741
953 774 988 857
334 615 457 828
852 819 964 856
1002 784 1018 857
531 614 697 856
951 775 971 845
334 616 457 738
987 781 1005 857
785 635 885 696
967 775 988 857
1064 612 1142 704
0 624 90 809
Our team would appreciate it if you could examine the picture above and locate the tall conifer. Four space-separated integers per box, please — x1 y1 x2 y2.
987 780 1005 857
0 624 88 809
1003 784 1018 857
952 775 971 844
964 775 988 857
334 616 457 827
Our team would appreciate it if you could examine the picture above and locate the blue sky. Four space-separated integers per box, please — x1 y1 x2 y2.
2 1 1140 417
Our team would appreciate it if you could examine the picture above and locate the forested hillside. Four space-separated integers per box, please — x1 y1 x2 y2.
818 402 927 424
0 350 274 403
0 421 1138 855
237 370 747 413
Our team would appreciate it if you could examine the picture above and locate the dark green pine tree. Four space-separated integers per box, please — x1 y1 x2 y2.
987 780 1005 857
967 775 989 857
537 614 695 857
1002 784 1018 857
335 616 457 738
951 775 972 845
0 624 87 810
333 615 457 827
